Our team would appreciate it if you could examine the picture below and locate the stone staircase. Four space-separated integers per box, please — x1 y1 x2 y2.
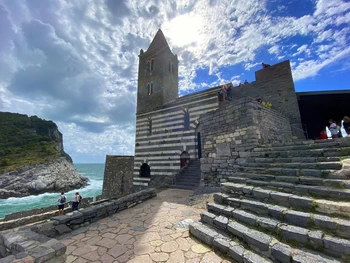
190 138 350 262
170 159 201 190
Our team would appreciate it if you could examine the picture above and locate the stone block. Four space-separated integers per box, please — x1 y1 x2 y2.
189 223 217 246
200 212 216 225
323 236 350 256
228 245 244 263
307 230 323 249
54 224 71 235
30 245 56 263
313 214 337 231
252 189 271 200
244 230 272 252
213 216 228 230
217 143 231 157
270 192 292 205
284 210 311 227
271 242 291 263
256 218 278 232
213 238 230 253
227 221 249 239
268 205 286 220
243 250 270 263
288 195 313 210
232 210 257 226
279 225 309 244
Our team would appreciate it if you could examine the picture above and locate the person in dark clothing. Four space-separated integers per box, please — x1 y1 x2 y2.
72 192 82 211
57 192 66 215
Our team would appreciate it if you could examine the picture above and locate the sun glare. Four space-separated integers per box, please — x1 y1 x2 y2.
163 14 205 47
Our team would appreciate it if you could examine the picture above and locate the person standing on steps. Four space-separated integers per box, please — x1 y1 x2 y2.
343 116 350 136
57 192 66 216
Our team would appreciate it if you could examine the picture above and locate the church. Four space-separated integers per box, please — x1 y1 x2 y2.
102 29 350 196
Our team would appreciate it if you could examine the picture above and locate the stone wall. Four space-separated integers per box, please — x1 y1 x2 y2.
0 188 156 263
230 60 304 138
199 97 293 186
102 155 134 199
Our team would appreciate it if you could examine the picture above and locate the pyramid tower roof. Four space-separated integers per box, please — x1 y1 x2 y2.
147 29 170 52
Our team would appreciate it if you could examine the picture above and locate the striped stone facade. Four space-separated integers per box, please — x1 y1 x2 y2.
133 87 219 188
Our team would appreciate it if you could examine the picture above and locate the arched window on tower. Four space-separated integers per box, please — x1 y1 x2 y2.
147 82 153 95
171 63 174 74
148 117 152 135
168 61 171 72
184 109 190 130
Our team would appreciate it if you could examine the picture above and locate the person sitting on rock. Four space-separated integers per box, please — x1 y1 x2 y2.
57 192 66 215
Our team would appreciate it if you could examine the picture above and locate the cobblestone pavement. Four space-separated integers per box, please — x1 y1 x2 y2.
60 189 231 263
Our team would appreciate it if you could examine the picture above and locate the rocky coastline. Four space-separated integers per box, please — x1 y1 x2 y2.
0 157 88 199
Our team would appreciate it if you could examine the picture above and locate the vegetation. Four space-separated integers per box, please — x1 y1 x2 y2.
0 112 64 173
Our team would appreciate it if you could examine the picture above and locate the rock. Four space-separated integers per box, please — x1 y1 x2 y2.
0 158 88 199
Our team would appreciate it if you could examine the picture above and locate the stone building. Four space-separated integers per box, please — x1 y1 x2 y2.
102 29 304 197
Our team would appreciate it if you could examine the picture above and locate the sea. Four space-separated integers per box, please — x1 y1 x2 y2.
0 163 105 219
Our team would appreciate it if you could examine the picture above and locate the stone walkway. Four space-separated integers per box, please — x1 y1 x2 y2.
60 189 231 263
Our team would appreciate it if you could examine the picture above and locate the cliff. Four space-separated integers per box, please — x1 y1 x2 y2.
0 112 88 198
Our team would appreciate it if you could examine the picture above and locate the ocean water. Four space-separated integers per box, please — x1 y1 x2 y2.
0 163 105 219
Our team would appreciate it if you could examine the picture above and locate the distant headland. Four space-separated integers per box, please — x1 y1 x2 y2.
0 112 88 199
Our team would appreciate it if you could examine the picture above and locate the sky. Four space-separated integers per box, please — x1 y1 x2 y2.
0 0 349 163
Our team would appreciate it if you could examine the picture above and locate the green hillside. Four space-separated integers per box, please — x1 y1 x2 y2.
0 112 67 173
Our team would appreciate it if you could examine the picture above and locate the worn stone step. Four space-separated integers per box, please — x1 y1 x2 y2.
189 222 273 263
261 138 349 148
239 166 348 179
168 184 198 190
242 161 343 170
213 193 350 239
230 172 350 188
194 213 342 262
206 202 350 258
253 139 350 152
248 147 350 158
227 176 350 200
247 156 341 164
221 182 350 218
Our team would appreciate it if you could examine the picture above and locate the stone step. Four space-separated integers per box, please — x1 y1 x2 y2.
229 172 350 188
262 138 348 148
192 214 342 263
189 222 273 263
221 182 350 218
168 184 198 190
239 166 348 179
248 147 350 158
247 156 341 164
176 178 201 184
241 161 343 170
253 139 350 152
213 193 350 239
226 177 350 200
204 205 350 259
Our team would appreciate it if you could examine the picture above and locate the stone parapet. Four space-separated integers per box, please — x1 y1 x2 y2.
0 188 156 262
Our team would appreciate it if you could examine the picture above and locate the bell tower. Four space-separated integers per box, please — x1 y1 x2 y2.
136 29 179 114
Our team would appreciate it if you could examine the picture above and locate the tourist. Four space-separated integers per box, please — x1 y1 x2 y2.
217 89 224 102
72 192 82 211
328 119 339 139
318 129 328 140
244 80 248 84
57 192 66 215
262 63 271 68
343 116 350 136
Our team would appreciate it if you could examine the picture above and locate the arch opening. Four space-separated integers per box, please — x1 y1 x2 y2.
139 163 151 178
180 151 190 168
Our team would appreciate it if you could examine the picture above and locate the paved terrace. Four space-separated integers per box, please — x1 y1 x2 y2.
60 189 230 263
